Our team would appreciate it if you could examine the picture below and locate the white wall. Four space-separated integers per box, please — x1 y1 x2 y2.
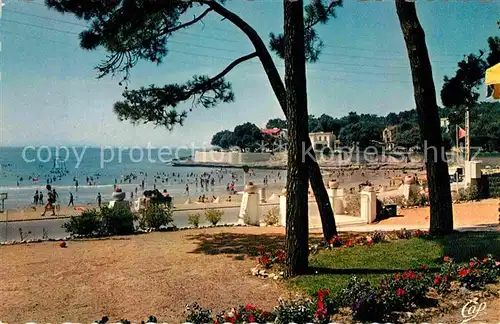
194 151 272 164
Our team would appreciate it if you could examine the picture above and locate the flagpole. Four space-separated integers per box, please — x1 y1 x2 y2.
456 124 459 163
465 108 470 162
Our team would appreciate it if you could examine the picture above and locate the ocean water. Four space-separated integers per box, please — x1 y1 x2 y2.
0 147 286 210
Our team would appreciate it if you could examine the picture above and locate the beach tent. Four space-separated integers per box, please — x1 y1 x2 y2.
213 196 220 204
485 63 500 100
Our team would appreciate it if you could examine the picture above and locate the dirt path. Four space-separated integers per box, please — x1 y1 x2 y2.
0 227 288 323
432 296 500 323
377 199 499 228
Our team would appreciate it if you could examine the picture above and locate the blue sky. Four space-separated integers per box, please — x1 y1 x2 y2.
0 0 498 147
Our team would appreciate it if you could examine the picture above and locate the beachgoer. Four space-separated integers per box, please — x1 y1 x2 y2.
41 186 55 216
34 190 39 205
39 191 44 205
68 192 74 206
97 192 102 207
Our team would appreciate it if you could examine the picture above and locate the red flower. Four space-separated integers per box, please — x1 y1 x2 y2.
345 240 353 247
458 268 470 277
396 288 406 296
394 273 400 280
276 249 286 262
407 270 416 279
366 239 374 247
469 261 475 267
248 314 256 323
434 274 441 285
443 256 450 263
317 288 330 299
245 304 256 311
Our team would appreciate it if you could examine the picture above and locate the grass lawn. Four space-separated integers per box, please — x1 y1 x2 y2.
291 231 500 294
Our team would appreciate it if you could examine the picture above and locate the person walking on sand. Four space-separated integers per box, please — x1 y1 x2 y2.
75 179 79 192
39 191 43 205
97 192 102 208
41 185 55 216
68 192 74 207
34 190 39 205
53 189 61 211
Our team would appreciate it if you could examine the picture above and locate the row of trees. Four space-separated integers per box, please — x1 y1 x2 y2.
47 0 499 276
224 101 499 151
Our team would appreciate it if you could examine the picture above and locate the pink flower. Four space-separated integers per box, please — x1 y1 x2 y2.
443 256 450 263
396 288 406 296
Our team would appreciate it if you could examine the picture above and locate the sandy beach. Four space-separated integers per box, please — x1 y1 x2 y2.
0 168 421 222
0 182 286 222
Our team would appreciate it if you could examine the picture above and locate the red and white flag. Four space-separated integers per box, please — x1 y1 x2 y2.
458 127 466 139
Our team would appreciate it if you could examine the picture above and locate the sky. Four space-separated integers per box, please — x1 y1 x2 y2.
0 0 498 148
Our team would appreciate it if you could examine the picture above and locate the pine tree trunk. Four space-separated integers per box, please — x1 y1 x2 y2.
284 0 309 277
306 146 337 240
395 0 454 235
206 0 337 243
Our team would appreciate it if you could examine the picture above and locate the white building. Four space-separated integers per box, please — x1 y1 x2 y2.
309 132 336 150
383 126 397 151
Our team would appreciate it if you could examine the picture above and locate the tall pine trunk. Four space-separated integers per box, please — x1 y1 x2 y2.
284 0 309 277
395 0 453 235
206 0 337 243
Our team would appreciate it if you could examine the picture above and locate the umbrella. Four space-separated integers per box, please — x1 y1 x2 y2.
485 63 500 100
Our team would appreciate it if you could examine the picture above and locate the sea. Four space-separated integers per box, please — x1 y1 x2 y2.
0 147 286 210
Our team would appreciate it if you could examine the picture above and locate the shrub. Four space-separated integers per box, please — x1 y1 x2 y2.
274 297 316 324
263 206 280 226
382 270 431 310
456 255 499 289
256 246 286 269
184 302 214 324
405 192 428 207
101 205 136 236
138 205 173 230
340 276 384 322
457 184 480 202
205 208 223 226
63 206 136 237
188 212 201 228
63 209 102 237
221 304 275 324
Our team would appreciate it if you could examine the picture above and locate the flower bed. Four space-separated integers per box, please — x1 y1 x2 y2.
246 254 498 323
250 246 285 279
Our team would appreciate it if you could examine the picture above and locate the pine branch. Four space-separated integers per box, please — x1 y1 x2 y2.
162 8 213 35
113 52 257 129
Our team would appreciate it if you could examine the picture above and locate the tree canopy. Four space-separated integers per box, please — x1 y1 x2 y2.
228 102 500 151
45 0 342 130
441 36 500 125
211 122 263 152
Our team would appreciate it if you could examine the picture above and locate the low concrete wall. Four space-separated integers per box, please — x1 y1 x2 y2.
194 151 272 164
